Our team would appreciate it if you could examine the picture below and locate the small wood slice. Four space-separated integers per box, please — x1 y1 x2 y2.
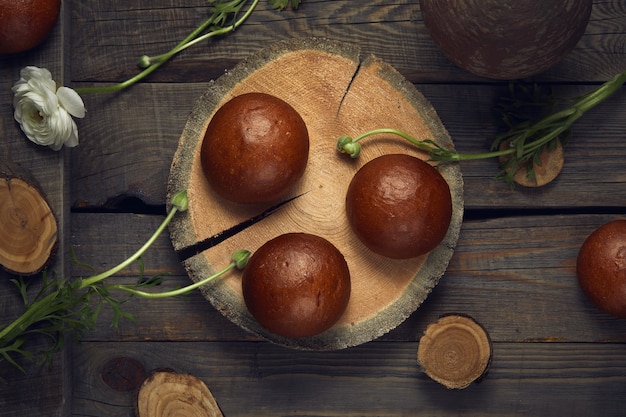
136 371 223 417
498 139 564 187
167 38 464 350
0 159 58 275
417 314 492 389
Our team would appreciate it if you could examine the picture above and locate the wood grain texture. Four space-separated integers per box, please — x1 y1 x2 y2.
72 341 626 417
0 160 60 275
70 212 626 344
167 38 464 349
0 346 67 417
67 0 626 209
1 1 625 416
70 81 626 209
136 370 224 417
69 0 626 84
0 3 71 417
70 82 195 207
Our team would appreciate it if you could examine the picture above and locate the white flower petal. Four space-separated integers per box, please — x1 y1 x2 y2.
26 88 58 116
12 66 82 151
21 66 51 80
57 86 85 118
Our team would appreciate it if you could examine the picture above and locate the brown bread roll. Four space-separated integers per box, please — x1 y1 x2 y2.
242 233 351 338
200 92 309 204
0 0 61 54
346 154 452 259
577 219 626 318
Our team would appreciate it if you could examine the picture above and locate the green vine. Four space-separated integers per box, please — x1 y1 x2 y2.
75 0 303 95
337 70 626 186
0 190 249 380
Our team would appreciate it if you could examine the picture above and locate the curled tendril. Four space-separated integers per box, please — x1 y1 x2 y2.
336 135 361 158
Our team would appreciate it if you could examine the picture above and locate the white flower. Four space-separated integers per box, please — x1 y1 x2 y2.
12 66 85 151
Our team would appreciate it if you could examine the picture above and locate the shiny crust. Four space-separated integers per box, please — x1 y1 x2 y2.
200 92 309 204
0 0 61 54
577 219 626 318
242 233 351 338
346 154 452 259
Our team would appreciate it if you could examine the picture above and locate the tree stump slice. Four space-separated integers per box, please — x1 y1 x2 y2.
417 314 493 389
167 38 464 350
136 371 223 417
0 159 58 275
499 139 565 187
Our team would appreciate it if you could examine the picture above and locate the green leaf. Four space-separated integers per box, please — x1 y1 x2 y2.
269 0 302 10
70 246 96 273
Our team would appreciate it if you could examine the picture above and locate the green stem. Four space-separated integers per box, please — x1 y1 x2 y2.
74 61 162 94
338 128 515 161
338 70 626 164
79 189 188 289
1 191 194 372
74 0 259 95
0 292 59 345
111 248 249 298
148 0 260 63
78 205 179 289
113 262 236 299
575 70 626 113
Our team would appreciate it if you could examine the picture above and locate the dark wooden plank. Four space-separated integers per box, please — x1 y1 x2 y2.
2 0 624 415
68 0 626 209
0 20 70 264
0 5 71 417
70 83 203 207
67 1 626 208
0 335 67 417
70 212 626 344
71 340 626 417
0 0 71 278
69 81 626 208
70 0 626 84
424 83 626 210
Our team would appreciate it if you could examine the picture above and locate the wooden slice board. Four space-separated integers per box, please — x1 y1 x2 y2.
167 38 464 350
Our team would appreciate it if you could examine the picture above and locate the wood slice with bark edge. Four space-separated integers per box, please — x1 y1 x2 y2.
0 159 58 275
417 314 493 389
167 37 464 350
136 370 223 417
498 139 565 187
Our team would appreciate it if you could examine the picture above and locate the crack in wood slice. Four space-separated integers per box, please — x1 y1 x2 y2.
167 37 464 350
0 160 58 275
417 314 492 389
136 371 223 417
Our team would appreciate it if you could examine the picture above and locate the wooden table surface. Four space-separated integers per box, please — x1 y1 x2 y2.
2 1 626 416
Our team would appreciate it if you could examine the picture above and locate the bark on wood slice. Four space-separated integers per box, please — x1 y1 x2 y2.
0 159 58 275
136 370 223 417
417 314 492 389
167 38 464 350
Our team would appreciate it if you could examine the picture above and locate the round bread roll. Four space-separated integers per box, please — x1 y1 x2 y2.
242 233 351 338
576 219 626 318
200 92 309 204
0 0 61 54
346 154 452 259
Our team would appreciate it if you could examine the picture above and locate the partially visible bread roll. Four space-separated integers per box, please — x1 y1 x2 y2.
577 219 626 318
0 0 61 54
